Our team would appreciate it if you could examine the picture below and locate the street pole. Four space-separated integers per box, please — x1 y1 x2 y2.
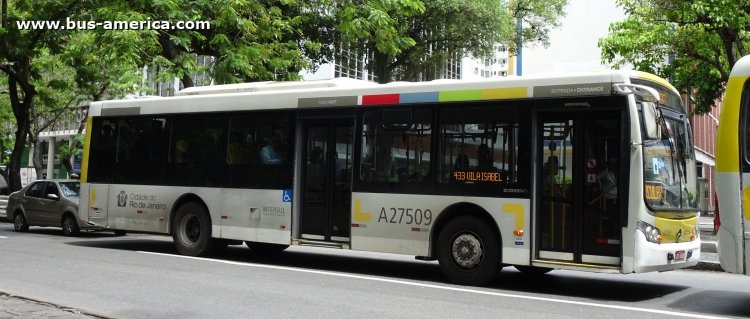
516 17 523 76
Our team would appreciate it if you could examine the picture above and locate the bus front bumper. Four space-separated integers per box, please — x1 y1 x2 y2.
633 232 700 272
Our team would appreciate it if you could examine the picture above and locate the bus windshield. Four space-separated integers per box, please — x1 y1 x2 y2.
642 111 698 211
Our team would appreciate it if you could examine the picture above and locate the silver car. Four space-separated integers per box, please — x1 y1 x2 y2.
6 179 96 236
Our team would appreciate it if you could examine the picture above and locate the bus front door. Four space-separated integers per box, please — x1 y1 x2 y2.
300 119 354 242
536 111 622 266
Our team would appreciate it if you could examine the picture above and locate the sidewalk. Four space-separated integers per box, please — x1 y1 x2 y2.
688 214 723 271
0 293 105 318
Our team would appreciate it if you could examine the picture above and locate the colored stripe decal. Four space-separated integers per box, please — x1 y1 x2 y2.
481 87 528 99
362 94 399 105
439 89 482 102
400 92 439 104
80 116 93 183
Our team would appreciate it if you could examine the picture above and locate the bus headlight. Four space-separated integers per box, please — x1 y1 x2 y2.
637 220 663 244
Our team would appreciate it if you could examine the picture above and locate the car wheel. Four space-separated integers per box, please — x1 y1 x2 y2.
61 214 80 236
113 230 127 236
13 212 29 232
437 216 502 286
245 241 289 253
172 202 221 256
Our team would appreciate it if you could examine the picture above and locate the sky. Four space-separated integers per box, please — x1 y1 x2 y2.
521 0 628 76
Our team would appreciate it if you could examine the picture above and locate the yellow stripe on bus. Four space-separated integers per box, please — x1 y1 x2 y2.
632 71 679 93
80 116 93 183
717 76 746 173
481 87 528 100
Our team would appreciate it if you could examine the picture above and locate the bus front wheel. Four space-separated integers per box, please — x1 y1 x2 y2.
437 216 502 286
172 202 218 256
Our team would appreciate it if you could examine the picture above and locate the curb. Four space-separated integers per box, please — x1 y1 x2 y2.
687 261 724 272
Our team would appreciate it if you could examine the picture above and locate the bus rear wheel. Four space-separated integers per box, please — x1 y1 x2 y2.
172 202 219 256
437 216 502 286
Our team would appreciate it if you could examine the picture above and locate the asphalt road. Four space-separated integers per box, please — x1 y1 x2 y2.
0 223 748 319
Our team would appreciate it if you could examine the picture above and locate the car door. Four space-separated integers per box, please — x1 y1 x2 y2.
39 182 62 226
22 181 46 225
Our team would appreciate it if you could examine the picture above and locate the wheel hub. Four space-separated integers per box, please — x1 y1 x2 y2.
451 234 483 269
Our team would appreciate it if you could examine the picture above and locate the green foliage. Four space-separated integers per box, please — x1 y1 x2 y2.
103 0 316 86
329 0 567 83
598 0 750 114
56 133 84 168
511 0 569 50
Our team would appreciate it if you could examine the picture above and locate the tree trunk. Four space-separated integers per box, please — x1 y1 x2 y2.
31 139 43 179
6 73 34 192
372 50 392 84
7 122 29 191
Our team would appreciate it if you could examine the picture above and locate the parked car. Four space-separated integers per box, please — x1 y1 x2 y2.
7 179 97 236
0 170 8 195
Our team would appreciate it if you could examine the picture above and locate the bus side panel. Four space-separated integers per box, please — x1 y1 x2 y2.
717 173 744 274
744 173 750 276
716 73 747 274
219 188 292 245
350 192 530 265
105 185 172 233
83 183 109 228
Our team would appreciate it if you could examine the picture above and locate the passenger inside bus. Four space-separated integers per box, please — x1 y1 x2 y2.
476 144 494 170
260 127 285 165
597 157 618 200
544 142 560 182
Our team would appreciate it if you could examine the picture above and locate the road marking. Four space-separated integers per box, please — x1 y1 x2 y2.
140 251 726 319
0 236 8 239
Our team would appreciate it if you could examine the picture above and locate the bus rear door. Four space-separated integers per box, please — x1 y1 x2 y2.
299 118 355 243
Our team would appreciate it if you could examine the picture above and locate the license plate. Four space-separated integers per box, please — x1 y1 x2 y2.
675 250 685 261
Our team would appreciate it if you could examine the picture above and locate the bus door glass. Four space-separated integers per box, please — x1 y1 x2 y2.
300 119 354 242
537 111 622 265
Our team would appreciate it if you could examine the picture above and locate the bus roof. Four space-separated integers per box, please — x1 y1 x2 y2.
88 70 673 117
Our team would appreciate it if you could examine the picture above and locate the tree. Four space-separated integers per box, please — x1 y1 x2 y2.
332 0 568 83
0 0 91 191
106 0 317 88
598 0 750 114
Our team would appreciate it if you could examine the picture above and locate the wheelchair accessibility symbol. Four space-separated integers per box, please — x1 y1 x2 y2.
282 189 293 203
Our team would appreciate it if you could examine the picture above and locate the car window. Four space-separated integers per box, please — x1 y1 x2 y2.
44 183 59 199
59 182 80 197
25 182 46 198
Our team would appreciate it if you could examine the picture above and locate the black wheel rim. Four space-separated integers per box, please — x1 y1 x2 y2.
63 217 75 234
14 214 24 229
450 232 484 270
181 213 201 244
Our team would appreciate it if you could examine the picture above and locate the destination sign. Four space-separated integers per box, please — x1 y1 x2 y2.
645 183 664 202
453 171 502 183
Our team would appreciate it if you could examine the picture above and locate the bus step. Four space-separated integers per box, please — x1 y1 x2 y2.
294 239 350 249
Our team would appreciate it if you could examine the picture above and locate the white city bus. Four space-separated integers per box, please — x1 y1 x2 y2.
80 71 700 285
716 55 750 275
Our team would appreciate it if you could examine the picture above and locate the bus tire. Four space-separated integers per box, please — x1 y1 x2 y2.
437 216 501 286
172 202 217 256
245 241 289 253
